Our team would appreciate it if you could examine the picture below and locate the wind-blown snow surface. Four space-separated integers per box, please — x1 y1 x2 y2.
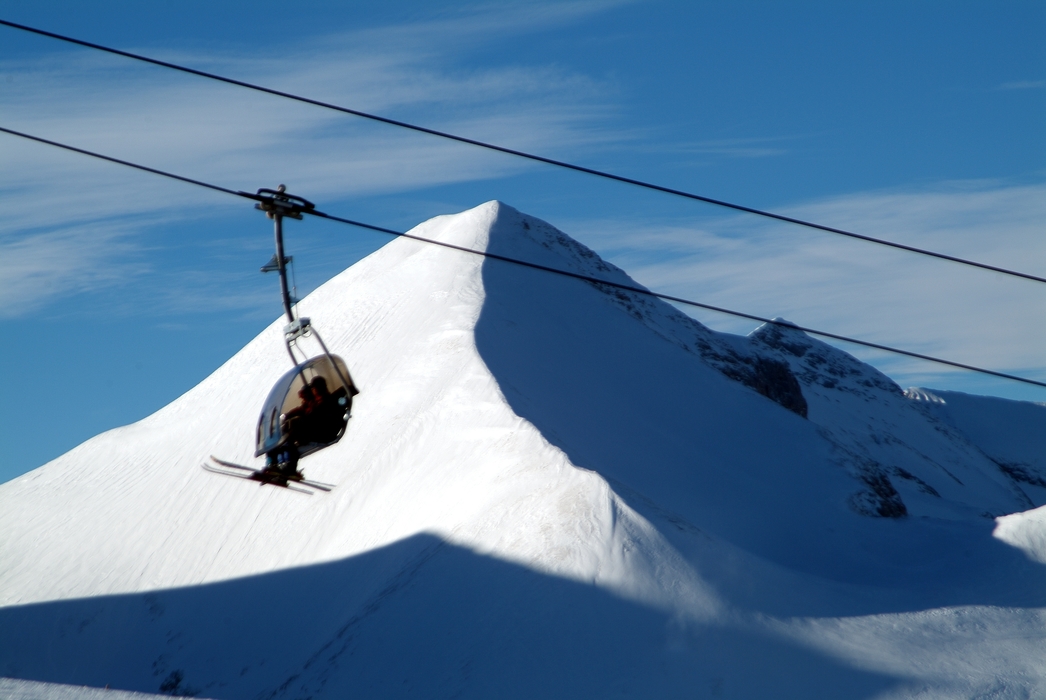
1 202 1044 699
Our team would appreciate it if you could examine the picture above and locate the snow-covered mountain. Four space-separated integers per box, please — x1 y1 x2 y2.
1 202 1044 699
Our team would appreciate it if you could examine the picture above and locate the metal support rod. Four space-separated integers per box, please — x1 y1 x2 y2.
284 337 300 366
311 327 356 394
273 214 295 323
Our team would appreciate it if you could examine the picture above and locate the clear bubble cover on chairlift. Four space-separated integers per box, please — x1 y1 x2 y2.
255 353 358 459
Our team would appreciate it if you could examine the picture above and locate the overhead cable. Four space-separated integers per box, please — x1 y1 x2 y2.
1 124 1043 390
2 18 1045 286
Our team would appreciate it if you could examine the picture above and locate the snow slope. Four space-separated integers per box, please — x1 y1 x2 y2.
1 202 1043 699
0 677 207 700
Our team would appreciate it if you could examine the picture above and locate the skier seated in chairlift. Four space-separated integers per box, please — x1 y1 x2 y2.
283 377 349 447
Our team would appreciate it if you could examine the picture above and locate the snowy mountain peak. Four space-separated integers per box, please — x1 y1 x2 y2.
486 201 626 279
1 202 1044 699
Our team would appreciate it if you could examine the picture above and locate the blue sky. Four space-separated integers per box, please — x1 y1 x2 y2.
1 0 1044 483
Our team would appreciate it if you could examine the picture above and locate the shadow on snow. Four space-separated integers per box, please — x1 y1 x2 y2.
473 210 1046 618
0 535 898 700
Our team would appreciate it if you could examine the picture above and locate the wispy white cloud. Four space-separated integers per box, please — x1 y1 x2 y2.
302 0 636 60
0 1 630 315
0 219 151 315
566 181 1046 392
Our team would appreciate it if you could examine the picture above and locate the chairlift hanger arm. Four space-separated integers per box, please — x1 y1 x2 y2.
255 184 311 323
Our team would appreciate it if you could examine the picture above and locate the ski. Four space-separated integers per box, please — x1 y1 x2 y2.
202 462 315 494
208 456 254 471
206 456 335 492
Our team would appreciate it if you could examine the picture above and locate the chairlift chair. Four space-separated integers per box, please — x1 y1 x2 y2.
256 334 359 464
204 185 359 492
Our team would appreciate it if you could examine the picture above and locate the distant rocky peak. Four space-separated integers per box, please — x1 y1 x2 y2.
485 205 917 422
750 318 903 399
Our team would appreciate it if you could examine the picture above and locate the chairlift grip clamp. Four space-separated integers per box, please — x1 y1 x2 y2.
285 317 312 342
254 184 315 221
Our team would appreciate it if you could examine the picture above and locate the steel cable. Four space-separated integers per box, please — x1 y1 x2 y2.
2 17 1044 286
1 124 1043 389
